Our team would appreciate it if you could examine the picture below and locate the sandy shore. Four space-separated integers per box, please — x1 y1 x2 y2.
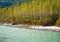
29 26 60 31
1 23 60 32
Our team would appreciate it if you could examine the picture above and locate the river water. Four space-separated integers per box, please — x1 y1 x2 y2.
0 25 60 42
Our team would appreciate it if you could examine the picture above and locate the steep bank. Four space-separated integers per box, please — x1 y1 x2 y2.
0 0 60 26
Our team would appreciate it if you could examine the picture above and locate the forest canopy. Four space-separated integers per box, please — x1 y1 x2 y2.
0 0 60 26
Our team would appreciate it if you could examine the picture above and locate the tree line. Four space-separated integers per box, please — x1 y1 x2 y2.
0 0 60 26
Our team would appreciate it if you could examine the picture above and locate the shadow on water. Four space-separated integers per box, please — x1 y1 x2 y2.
0 37 13 42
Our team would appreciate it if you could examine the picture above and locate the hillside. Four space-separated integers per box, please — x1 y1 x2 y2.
0 0 60 26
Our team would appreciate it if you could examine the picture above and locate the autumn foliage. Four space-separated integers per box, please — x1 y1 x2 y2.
0 0 60 26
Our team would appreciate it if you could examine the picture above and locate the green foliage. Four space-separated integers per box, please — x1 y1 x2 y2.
0 0 60 26
55 18 60 26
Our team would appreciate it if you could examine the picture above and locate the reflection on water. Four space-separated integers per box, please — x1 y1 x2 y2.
0 37 12 42
0 38 5 42
0 39 5 42
0 37 7 42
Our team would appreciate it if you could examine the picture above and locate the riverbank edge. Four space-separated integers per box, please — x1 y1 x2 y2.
1 23 60 32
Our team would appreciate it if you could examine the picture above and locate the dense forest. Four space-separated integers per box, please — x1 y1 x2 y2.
0 0 60 26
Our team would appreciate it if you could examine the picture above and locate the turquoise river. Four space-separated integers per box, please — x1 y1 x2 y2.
0 25 60 42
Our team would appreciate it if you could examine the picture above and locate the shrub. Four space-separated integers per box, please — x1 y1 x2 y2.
55 18 60 26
